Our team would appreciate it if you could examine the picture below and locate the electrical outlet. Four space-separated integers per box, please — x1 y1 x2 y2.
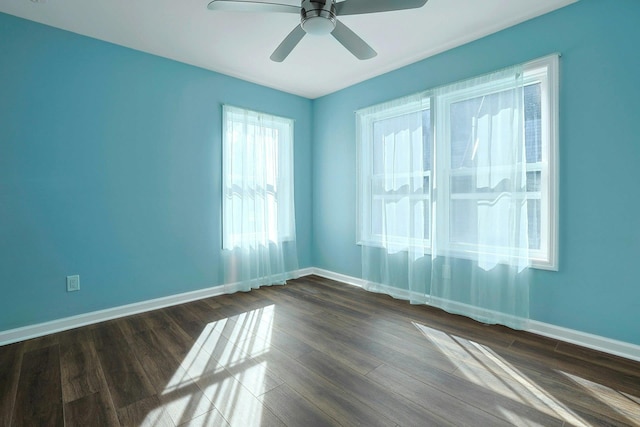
66 275 80 292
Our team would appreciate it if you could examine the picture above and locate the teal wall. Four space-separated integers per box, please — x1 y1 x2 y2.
0 13 313 331
312 0 640 346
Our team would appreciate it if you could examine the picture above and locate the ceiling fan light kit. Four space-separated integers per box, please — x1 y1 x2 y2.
301 0 337 35
207 0 429 61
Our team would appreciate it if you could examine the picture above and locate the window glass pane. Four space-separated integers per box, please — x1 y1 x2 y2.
371 199 383 236
372 198 430 241
450 174 474 193
526 171 541 192
527 199 541 250
384 199 408 239
450 88 519 170
525 83 542 164
420 199 430 240
524 83 542 251
450 200 476 244
373 109 431 174
447 81 532 255
422 109 432 172
367 107 431 246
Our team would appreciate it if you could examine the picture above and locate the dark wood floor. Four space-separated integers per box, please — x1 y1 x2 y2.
2 275 639 426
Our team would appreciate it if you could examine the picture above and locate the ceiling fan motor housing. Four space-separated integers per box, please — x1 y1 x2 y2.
301 0 337 35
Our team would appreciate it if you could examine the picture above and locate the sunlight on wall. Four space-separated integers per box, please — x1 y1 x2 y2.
144 305 276 426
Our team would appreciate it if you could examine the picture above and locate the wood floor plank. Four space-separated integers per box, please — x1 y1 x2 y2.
164 303 211 342
223 353 285 398
304 309 461 375
150 317 198 363
256 285 327 317
116 395 175 427
170 322 285 400
189 299 245 326
208 295 317 360
177 407 230 427
305 275 517 349
64 391 120 427
158 381 217 426
265 307 384 376
92 323 156 410
482 357 640 425
232 324 315 360
367 363 554 427
21 334 60 353
279 285 373 321
0 342 23 427
623 391 640 406
195 370 285 427
298 349 452 426
555 340 640 378
499 340 640 396
260 383 338 427
165 300 245 349
252 346 398 427
12 345 64 426
450 358 615 425
127 326 238 425
129 329 190 394
58 328 109 403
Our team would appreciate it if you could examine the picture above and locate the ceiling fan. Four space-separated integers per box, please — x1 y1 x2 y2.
207 0 429 62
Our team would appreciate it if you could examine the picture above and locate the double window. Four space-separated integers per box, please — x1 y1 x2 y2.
357 55 558 270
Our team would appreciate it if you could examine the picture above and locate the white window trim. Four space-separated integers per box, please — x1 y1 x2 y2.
529 55 559 270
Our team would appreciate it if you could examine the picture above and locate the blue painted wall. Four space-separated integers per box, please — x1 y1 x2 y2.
0 13 313 331
312 0 640 346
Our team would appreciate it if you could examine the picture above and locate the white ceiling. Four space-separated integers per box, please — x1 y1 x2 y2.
0 0 577 98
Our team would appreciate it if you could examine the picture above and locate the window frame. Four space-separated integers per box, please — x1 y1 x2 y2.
222 105 295 250
356 96 432 249
356 55 559 270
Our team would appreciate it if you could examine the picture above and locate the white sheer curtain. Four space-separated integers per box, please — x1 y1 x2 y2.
358 93 431 303
358 65 531 329
429 66 530 328
222 105 298 291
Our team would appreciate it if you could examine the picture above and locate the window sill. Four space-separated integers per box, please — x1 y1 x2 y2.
357 240 557 271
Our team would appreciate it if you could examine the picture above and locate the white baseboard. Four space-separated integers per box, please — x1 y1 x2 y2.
310 268 367 288
310 268 640 362
295 267 315 278
526 321 640 363
3 267 639 363
0 269 307 347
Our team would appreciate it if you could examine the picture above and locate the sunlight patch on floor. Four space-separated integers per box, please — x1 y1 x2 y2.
146 305 276 426
560 371 640 419
412 322 589 426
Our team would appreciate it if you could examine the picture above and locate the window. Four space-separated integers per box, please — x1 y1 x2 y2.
357 55 558 270
222 106 295 250
357 95 432 252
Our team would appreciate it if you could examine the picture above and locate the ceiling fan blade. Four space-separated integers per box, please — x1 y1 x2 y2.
331 20 376 60
207 0 299 13
335 0 428 16
270 25 306 62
